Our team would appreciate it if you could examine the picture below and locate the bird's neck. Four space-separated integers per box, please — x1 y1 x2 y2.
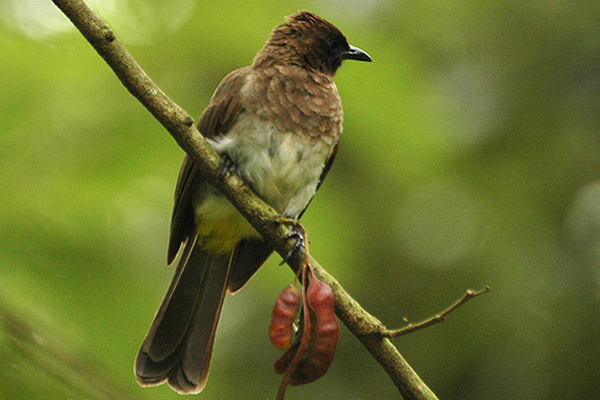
253 45 300 69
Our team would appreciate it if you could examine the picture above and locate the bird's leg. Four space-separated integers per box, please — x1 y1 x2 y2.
277 218 308 266
218 153 237 180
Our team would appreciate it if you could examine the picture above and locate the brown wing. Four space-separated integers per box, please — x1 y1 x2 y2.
296 140 339 220
167 67 250 264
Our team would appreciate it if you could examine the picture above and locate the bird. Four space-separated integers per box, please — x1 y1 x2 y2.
135 10 371 394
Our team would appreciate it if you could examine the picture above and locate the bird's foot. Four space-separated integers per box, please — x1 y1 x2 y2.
277 218 308 266
219 154 237 180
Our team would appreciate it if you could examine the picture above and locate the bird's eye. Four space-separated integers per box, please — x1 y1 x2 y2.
326 38 341 54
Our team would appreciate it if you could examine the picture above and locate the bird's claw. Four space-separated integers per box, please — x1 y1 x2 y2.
277 219 308 265
219 154 237 180
280 228 306 265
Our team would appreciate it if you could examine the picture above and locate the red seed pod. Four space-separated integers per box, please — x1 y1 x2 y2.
288 274 339 385
269 284 302 350
274 276 311 378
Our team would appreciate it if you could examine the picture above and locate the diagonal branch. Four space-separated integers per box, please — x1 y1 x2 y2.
49 1 486 399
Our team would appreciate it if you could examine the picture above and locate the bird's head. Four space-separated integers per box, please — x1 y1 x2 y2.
254 11 371 76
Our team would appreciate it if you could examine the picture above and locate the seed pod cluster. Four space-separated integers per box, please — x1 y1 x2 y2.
271 267 340 390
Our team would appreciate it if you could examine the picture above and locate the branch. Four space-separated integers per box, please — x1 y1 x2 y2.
381 287 491 339
50 1 487 399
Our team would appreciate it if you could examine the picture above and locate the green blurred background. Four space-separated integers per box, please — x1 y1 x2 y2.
1 0 599 399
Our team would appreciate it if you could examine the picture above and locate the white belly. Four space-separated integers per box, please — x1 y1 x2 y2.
194 117 335 251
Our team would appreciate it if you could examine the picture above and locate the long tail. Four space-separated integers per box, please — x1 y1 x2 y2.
135 234 232 394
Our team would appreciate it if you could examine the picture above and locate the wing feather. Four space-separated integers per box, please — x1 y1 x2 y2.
168 68 249 263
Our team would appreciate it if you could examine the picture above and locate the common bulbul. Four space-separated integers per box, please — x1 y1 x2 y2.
135 11 371 394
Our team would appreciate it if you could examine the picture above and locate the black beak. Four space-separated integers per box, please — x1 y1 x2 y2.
343 45 372 62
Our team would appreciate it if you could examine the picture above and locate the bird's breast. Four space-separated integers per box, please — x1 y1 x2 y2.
208 115 336 219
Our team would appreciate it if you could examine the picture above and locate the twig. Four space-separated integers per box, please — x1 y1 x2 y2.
381 287 491 339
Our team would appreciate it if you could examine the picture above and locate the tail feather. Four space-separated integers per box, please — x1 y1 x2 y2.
135 234 232 394
228 239 273 292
